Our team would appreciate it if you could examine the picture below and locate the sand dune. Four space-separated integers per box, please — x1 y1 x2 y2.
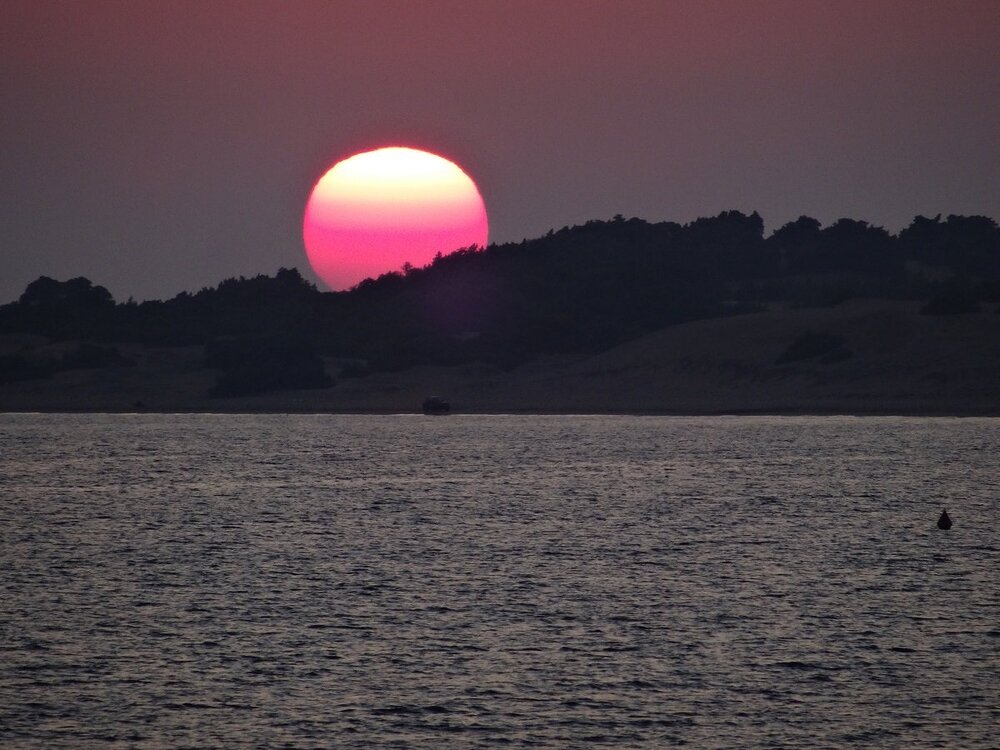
2 301 998 414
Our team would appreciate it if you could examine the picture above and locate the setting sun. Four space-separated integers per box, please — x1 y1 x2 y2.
303 147 488 290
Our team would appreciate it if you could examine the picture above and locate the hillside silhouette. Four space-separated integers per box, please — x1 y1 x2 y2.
1 211 998 399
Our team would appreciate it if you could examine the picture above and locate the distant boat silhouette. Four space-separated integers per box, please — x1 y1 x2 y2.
937 509 952 530
422 396 451 415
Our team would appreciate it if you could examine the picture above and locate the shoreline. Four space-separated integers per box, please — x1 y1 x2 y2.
4 405 998 418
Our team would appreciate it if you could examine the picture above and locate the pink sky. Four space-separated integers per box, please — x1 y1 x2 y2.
1 0 997 300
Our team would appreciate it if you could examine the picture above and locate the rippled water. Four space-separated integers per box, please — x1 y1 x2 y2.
1 414 997 748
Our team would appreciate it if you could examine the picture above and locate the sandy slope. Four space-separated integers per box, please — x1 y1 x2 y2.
2 301 998 414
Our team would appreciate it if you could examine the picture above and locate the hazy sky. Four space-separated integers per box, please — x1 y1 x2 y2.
2 0 998 301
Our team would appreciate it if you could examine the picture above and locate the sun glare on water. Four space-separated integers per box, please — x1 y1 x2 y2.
303 147 489 290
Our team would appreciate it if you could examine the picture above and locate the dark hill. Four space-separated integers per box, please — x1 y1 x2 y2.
1 211 998 401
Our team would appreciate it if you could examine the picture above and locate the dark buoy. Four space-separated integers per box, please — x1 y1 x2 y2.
937 509 952 530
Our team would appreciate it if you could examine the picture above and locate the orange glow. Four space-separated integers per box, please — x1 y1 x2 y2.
303 147 488 289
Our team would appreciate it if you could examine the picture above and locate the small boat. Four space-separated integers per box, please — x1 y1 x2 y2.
937 509 952 530
422 396 451 415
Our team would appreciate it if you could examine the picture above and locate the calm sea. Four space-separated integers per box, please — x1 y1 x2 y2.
1 414 997 748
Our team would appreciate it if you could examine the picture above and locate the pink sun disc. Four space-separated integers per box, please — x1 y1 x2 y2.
303 146 489 290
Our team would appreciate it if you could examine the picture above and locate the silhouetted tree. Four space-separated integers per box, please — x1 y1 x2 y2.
2 210 998 377
769 216 822 273
776 331 852 364
19 276 113 308
900 214 999 276
1 276 115 340
0 355 53 384
206 337 332 397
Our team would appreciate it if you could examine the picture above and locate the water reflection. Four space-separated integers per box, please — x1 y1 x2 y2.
1 415 997 747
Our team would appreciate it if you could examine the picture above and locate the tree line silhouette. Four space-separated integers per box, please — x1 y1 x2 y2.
1 211 997 393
